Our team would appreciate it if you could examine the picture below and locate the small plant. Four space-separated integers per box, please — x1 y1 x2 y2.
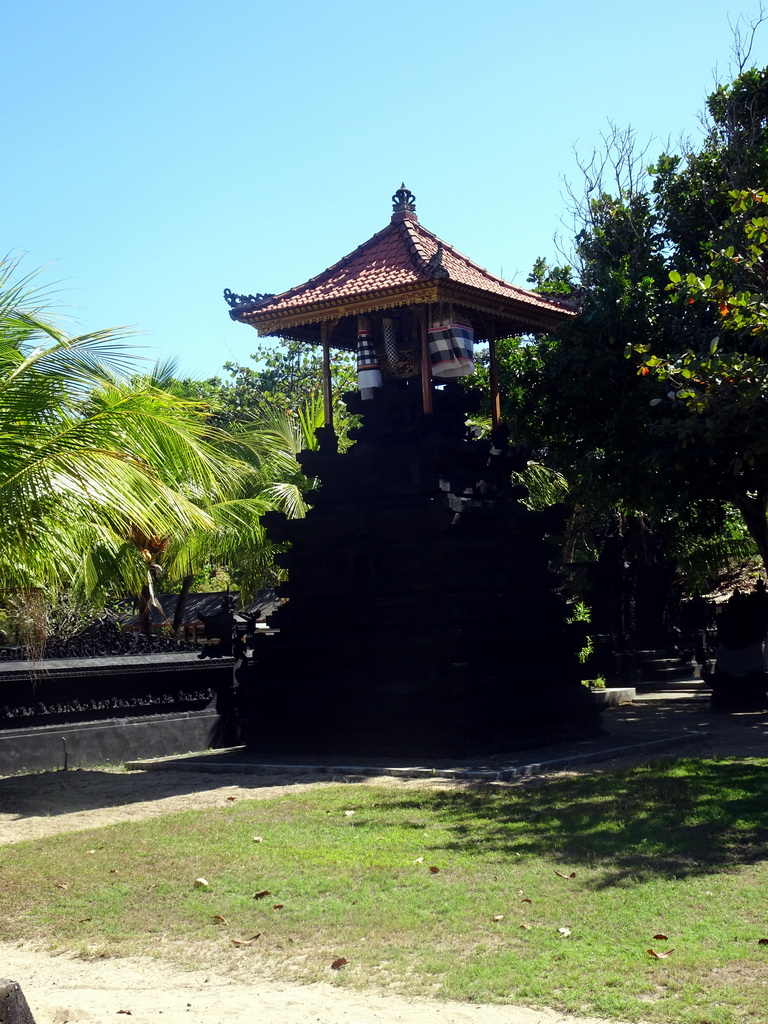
567 600 594 664
582 675 606 689
567 600 591 623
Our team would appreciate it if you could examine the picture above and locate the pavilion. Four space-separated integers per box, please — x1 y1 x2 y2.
224 187 602 755
225 184 575 429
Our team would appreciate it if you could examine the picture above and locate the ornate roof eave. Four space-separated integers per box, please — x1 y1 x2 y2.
235 281 442 337
439 281 578 333
235 278 576 341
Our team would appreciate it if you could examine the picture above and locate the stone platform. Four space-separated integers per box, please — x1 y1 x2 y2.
126 681 714 782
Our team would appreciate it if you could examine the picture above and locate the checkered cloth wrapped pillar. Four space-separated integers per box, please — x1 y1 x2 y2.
357 316 382 394
427 321 475 378
383 317 399 371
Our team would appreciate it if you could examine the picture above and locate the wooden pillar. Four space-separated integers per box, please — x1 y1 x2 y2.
488 328 501 429
320 321 333 426
420 306 433 415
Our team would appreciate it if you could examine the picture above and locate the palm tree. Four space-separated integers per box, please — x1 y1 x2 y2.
160 391 348 626
0 258 251 634
0 258 353 642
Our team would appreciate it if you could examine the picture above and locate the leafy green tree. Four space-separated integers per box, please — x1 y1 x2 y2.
215 339 356 427
636 186 768 571
505 56 768 591
158 393 339 604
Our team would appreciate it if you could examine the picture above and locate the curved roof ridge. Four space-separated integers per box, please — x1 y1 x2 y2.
396 216 432 276
406 218 574 311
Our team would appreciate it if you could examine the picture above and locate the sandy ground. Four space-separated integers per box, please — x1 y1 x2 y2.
1 693 765 1024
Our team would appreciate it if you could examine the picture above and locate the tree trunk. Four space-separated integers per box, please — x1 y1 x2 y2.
173 575 194 636
138 584 153 635
734 491 768 578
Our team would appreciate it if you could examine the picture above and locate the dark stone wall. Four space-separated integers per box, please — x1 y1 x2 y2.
0 654 231 726
0 655 233 772
0 709 223 774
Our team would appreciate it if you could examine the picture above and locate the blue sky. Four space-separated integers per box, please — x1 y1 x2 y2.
4 0 766 379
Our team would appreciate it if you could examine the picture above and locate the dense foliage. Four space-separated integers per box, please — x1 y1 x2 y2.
212 340 355 427
504 59 768 585
0 265 334 640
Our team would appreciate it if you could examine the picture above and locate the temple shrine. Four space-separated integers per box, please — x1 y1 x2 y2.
225 186 603 755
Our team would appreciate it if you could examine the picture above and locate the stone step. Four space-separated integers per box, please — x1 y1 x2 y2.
590 687 636 706
641 657 690 670
635 649 676 661
637 675 709 693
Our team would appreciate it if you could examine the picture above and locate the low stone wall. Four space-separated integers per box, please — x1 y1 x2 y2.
0 708 224 774
0 653 234 773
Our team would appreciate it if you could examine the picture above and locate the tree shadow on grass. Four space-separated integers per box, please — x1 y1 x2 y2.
0 766 337 821
377 757 768 886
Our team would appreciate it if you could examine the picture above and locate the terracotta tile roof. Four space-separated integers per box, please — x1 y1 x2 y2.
230 204 576 335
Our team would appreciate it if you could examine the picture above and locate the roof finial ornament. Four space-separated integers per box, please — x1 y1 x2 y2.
392 183 416 214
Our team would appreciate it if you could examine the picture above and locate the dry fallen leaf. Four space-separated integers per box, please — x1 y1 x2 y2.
492 914 504 922
55 883 69 890
253 889 272 899
117 1011 132 1016
653 933 668 940
109 869 119 874
212 915 228 925
758 938 768 945
520 897 533 904
647 948 675 958
252 837 263 843
86 850 96 855
520 923 531 930
554 871 576 879
558 927 572 937
194 878 209 889
78 917 92 923
413 856 424 864
429 865 441 874
231 934 261 947
226 796 236 802
273 904 284 910
331 957 349 970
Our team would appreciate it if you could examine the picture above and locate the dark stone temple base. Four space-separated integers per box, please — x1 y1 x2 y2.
237 384 604 757
241 690 603 759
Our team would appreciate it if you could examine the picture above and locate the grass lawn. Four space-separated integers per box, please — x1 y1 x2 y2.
2 758 768 1024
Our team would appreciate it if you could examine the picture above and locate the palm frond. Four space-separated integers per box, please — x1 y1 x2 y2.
513 462 571 510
